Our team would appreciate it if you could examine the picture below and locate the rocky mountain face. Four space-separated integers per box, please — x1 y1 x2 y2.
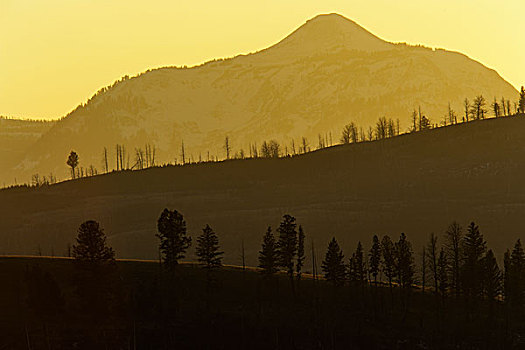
2 13 517 184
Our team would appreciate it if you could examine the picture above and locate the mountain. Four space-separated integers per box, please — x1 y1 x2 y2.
1 116 525 264
3 13 518 184
0 117 55 184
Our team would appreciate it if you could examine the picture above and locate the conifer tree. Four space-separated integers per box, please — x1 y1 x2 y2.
156 209 192 269
506 239 525 308
519 86 525 113
67 151 79 179
369 235 381 285
381 235 396 289
437 248 448 298
277 214 298 278
321 237 346 286
196 224 223 269
427 233 439 293
483 249 502 302
351 241 366 285
395 233 415 289
72 220 115 263
445 221 463 297
461 222 486 298
296 225 305 278
258 226 278 275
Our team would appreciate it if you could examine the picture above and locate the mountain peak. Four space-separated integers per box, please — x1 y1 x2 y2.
267 13 392 56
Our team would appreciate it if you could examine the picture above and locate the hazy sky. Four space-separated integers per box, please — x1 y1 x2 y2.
1 0 523 120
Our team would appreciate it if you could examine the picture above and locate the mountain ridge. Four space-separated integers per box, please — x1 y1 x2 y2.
1 13 518 185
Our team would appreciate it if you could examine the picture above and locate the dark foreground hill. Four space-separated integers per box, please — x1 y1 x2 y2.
2 116 525 264
0 257 522 349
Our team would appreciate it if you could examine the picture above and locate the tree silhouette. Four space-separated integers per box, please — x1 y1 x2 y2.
519 86 525 113
277 214 298 278
381 235 396 290
471 95 487 120
67 151 79 179
156 208 192 269
321 237 346 286
427 233 438 294
461 222 486 298
196 224 223 269
445 221 463 297
505 239 525 309
395 233 415 289
369 235 381 285
224 136 231 159
437 248 448 298
349 241 366 285
296 225 305 278
72 220 115 263
258 226 278 275
483 249 502 302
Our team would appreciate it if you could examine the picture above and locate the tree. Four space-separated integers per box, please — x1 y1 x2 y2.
369 235 381 285
471 95 487 120
427 233 439 294
395 233 415 289
492 97 501 118
381 235 396 289
277 214 298 278
301 137 309 153
505 239 525 308
67 151 79 179
103 147 109 173
519 86 525 113
349 241 366 285
72 220 115 263
464 98 471 122
447 102 457 124
296 225 305 278
321 237 346 286
224 136 231 159
445 221 463 297
483 249 502 302
156 208 192 269
461 222 486 298
258 226 278 275
196 224 223 269
437 248 448 298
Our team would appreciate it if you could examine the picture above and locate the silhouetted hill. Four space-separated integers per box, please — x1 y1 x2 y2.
3 13 517 184
1 115 525 264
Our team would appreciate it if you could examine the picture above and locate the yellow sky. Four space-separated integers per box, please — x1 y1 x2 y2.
1 0 523 120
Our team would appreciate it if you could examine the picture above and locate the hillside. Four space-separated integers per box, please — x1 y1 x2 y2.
1 115 525 265
3 13 517 185
0 117 55 184
0 257 521 349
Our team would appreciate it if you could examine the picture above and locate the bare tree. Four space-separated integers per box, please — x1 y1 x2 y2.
224 136 231 160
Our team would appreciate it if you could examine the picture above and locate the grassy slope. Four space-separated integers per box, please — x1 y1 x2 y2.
1 116 525 265
0 257 520 349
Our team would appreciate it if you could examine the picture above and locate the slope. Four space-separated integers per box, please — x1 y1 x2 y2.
1 115 525 265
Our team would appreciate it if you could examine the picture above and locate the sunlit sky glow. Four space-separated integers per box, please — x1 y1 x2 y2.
1 0 523 120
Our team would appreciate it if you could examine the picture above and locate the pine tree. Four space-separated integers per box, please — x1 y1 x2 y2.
381 235 396 289
444 221 463 297
277 214 298 278
196 224 223 269
351 241 366 285
72 220 115 263
156 209 192 269
395 233 415 289
483 249 502 301
461 222 486 298
519 86 525 113
506 239 525 308
258 226 278 275
296 225 305 278
437 248 448 298
321 237 346 286
369 235 381 285
427 233 439 294
67 151 79 179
